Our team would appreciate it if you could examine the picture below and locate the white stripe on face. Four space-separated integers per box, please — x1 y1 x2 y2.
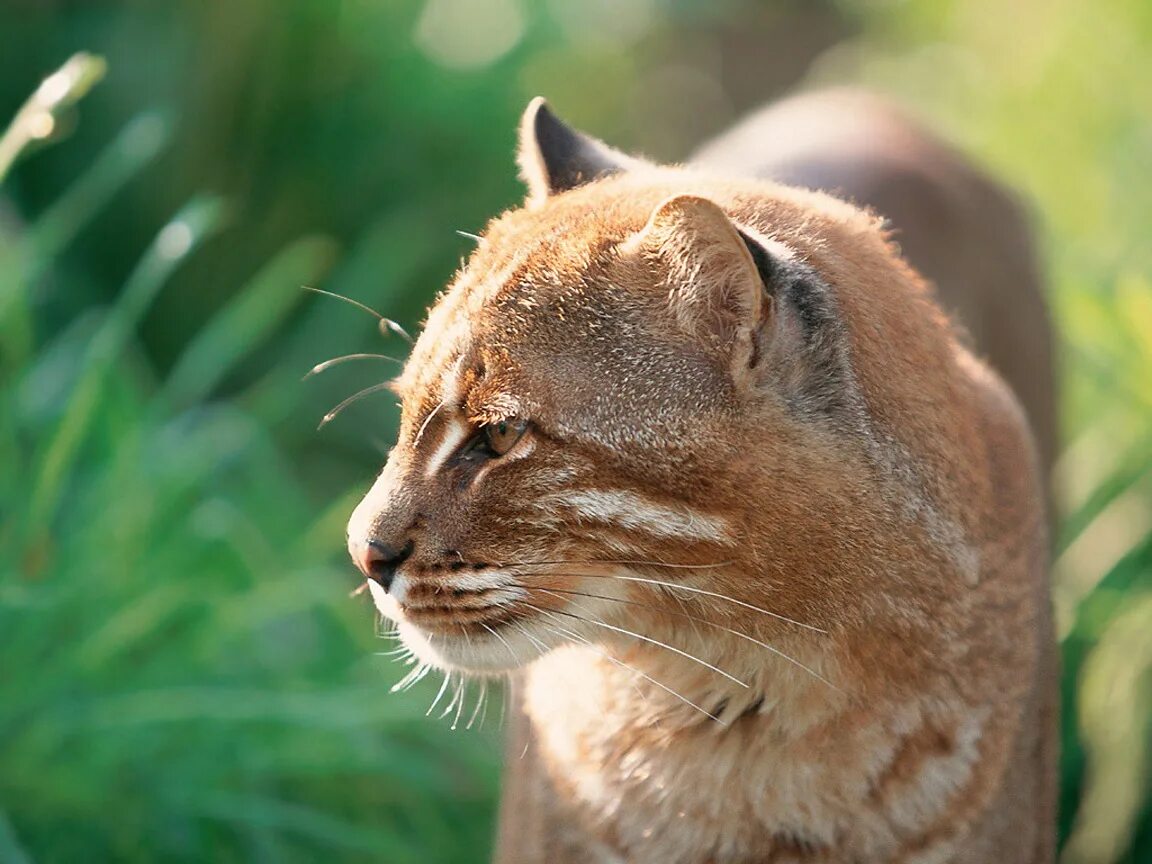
415 356 470 478
423 417 471 478
547 489 734 544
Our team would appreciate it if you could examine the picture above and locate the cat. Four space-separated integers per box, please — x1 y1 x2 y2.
345 91 1057 863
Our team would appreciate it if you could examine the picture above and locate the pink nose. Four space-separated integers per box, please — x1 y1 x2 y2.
356 539 412 592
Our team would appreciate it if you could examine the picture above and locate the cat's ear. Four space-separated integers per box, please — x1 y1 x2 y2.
517 97 643 203
634 195 767 374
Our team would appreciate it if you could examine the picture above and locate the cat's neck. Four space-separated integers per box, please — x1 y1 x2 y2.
521 636 982 862
525 627 848 746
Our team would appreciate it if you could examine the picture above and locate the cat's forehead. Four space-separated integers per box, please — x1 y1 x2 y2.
403 194 643 387
397 185 725 434
398 176 854 426
469 193 644 293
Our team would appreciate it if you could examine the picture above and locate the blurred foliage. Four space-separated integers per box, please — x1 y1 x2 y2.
0 1 1149 862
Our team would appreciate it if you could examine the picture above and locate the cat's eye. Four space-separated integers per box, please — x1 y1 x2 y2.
482 417 529 456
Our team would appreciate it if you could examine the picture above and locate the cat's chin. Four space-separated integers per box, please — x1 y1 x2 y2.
366 579 555 673
394 618 554 674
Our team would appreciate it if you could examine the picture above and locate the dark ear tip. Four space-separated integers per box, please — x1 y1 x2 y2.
522 96 550 130
518 96 630 198
525 95 549 116
523 96 567 141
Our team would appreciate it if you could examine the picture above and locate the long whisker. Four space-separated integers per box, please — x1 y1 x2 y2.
427 671 452 716
379 317 414 345
375 645 413 659
304 353 403 379
527 616 652 708
304 286 387 320
511 620 548 653
533 586 839 692
515 564 825 634
373 614 398 641
304 286 414 345
391 661 432 693
451 678 469 730
413 397 447 448
506 557 734 570
467 678 489 730
481 621 522 666
441 675 464 721
531 603 748 688
318 381 393 428
456 230 482 243
529 611 725 725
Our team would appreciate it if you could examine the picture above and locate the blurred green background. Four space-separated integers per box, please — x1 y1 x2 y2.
1 1 1149 862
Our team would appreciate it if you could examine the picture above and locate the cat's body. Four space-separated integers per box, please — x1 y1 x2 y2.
346 91 1056 863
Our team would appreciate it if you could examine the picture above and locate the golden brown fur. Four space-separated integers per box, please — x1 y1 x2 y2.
345 92 1057 863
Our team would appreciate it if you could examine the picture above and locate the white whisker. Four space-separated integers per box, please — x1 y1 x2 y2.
427 671 452 716
481 621 522 666
304 285 413 345
531 612 725 726
534 585 839 692
467 679 489 730
413 397 447 448
518 565 824 634
512 621 548 654
510 557 734 570
449 677 468 729
391 662 432 693
319 381 392 429
378 317 413 344
540 603 749 688
304 352 403 379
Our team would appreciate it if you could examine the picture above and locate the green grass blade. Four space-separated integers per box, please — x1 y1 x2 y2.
0 52 106 184
0 809 34 864
30 111 172 262
1062 593 1152 864
1 111 171 375
24 196 226 532
0 222 33 376
163 234 338 410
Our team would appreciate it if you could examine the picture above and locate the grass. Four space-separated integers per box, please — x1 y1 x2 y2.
3 2 1152 857
0 57 500 864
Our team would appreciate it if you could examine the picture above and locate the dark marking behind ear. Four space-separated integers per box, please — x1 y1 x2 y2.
737 229 782 296
737 231 865 431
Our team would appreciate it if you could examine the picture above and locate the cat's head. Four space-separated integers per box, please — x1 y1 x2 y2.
346 99 878 674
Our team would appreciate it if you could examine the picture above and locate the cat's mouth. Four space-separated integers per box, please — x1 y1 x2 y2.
364 576 556 673
398 594 524 633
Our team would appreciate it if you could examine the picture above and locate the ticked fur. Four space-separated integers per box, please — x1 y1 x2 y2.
345 93 1056 863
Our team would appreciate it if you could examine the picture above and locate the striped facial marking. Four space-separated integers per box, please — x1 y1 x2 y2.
542 489 735 545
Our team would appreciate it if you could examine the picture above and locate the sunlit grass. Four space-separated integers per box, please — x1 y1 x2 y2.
0 57 499 863
3 2 1151 857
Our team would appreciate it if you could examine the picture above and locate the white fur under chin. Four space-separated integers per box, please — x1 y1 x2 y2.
399 620 555 674
367 578 556 673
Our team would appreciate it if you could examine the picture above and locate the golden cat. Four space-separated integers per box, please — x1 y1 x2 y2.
344 90 1057 863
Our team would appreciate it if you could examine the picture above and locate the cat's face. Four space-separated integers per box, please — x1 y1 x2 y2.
347 187 768 673
345 100 864 675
